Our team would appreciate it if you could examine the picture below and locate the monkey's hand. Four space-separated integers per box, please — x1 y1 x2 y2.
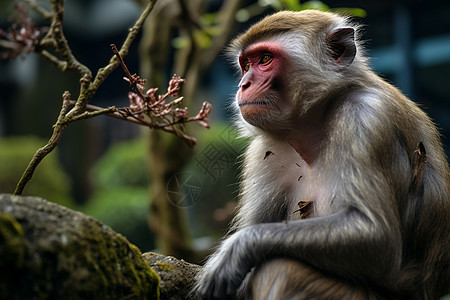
195 229 255 299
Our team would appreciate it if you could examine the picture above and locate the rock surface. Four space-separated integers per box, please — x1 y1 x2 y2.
0 194 159 300
143 252 201 300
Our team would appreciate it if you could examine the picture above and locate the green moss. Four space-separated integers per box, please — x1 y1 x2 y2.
0 195 160 300
50 216 160 299
0 212 25 266
129 244 160 300
0 212 25 299
157 262 174 272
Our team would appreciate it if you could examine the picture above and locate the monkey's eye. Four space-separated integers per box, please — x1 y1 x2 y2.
243 62 250 72
259 54 273 65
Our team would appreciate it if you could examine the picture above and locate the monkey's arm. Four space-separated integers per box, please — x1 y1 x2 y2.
196 203 402 299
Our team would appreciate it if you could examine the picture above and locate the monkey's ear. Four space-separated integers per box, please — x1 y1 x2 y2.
326 28 356 67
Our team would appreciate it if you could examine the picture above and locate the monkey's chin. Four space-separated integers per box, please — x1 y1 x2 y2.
239 103 274 121
239 104 287 132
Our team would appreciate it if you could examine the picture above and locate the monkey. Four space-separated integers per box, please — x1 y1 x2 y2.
195 10 450 300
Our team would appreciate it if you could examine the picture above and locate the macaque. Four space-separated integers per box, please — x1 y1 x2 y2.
195 10 450 300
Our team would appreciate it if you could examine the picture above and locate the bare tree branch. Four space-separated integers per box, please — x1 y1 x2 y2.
14 91 71 195
13 0 158 195
11 0 212 195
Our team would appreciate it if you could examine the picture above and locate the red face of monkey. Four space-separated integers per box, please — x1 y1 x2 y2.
233 20 358 133
236 41 291 129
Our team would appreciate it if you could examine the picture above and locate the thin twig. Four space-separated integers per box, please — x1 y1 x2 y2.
108 47 211 140
39 49 68 70
90 0 157 91
110 43 147 101
73 101 153 127
14 91 71 195
24 0 52 19
110 44 132 78
39 0 91 77
80 99 211 131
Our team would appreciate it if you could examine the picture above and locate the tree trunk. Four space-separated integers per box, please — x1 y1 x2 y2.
139 0 196 261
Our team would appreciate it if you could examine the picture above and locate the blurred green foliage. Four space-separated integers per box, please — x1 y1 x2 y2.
80 123 248 250
90 138 149 189
183 123 248 238
264 0 366 16
235 1 366 23
0 136 73 208
80 138 155 252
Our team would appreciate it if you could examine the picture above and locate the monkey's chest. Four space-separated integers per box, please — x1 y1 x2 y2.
258 147 320 220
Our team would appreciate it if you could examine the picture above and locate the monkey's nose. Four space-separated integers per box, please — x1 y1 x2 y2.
238 75 251 90
241 81 251 90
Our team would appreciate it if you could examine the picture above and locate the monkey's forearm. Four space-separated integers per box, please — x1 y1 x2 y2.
233 207 401 282
196 206 401 298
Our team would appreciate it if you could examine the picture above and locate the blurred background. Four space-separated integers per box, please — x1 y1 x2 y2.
1 0 449 263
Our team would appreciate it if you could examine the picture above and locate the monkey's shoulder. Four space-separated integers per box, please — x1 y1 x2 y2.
330 87 430 144
340 85 426 121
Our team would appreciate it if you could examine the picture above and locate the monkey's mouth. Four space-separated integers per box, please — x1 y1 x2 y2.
238 101 272 107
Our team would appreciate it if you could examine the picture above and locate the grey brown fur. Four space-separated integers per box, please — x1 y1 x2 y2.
196 10 450 299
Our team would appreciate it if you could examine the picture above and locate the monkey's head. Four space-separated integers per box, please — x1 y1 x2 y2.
230 10 363 134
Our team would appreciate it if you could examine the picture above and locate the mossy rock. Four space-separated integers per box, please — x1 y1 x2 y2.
143 252 201 300
0 194 159 300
